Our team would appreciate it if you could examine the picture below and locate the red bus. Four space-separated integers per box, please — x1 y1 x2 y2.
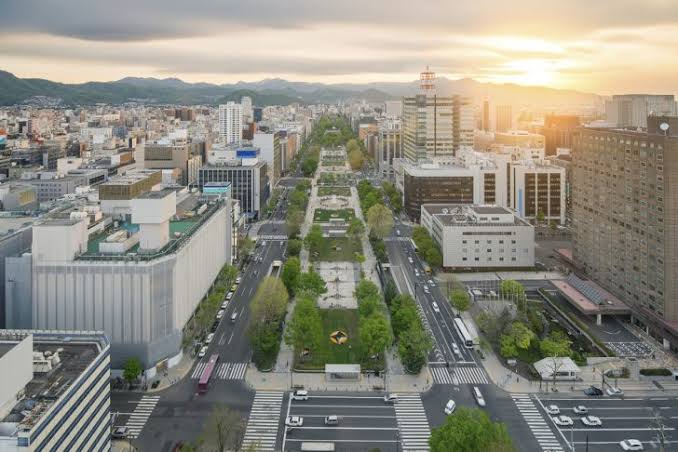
198 354 219 393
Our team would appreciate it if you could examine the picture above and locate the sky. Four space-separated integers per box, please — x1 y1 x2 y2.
1 0 677 95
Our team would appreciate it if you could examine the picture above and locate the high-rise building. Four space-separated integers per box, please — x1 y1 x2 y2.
241 96 253 124
605 94 677 128
198 159 269 218
377 119 402 178
401 67 474 162
252 131 281 185
482 100 490 131
218 102 243 145
541 115 580 156
571 117 678 350
496 105 513 132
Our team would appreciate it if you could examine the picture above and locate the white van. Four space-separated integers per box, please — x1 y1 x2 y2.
292 390 309 401
473 386 486 407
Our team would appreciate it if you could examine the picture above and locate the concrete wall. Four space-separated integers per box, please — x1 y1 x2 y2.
0 228 32 328
0 334 32 420
5 253 32 329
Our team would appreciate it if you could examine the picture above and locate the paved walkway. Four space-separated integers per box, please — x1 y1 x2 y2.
146 351 194 393
441 271 566 282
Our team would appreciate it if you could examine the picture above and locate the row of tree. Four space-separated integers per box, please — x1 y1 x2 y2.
356 180 395 240
380 180 402 215
248 277 290 370
384 282 432 373
346 138 366 170
429 407 515 452
411 226 443 268
285 179 311 239
355 280 393 363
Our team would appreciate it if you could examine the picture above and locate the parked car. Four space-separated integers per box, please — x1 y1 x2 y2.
235 276 242 284
432 302 440 313
231 284 237 292
324 415 339 425
216 309 225 320
384 394 398 404
584 386 604 396
619 439 644 451
427 279 436 287
221 301 228 309
112 427 128 439
444 400 456 415
607 387 624 397
285 416 303 427
573 405 588 414
198 346 207 358
545 405 560 415
472 386 486 407
226 292 234 300
581 415 602 426
292 390 309 401
205 333 214 344
553 415 573 426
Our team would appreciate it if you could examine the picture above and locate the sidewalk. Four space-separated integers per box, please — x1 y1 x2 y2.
147 351 194 393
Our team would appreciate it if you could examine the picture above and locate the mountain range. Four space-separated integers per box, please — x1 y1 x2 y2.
0 70 603 108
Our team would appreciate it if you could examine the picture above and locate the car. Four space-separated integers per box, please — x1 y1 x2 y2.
607 387 624 397
285 416 303 427
221 301 228 309
205 333 214 344
216 309 225 320
408 257 414 264
427 279 435 287
545 405 560 415
235 276 242 284
423 284 429 291
573 405 588 414
230 312 238 323
198 346 207 358
581 415 602 426
384 393 398 404
112 426 128 439
292 390 309 401
324 415 339 425
444 400 457 415
553 415 573 426
424 288 430 294
396 229 401 236
619 439 644 451
414 270 420 277
226 291 234 300
472 386 486 407
452 343 461 357
231 284 237 292
584 386 604 396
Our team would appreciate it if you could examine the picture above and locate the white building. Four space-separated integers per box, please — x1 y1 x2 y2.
241 96 253 124
252 132 281 185
5 190 232 372
605 94 677 128
420 204 535 269
218 102 243 145
533 357 581 381
0 330 111 451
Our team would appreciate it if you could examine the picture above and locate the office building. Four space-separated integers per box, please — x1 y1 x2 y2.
98 169 162 216
252 131 281 185
26 169 107 203
377 120 402 178
384 101 402 118
541 115 580 156
571 117 678 351
198 159 268 219
605 95 677 128
0 330 111 451
421 204 534 269
241 96 253 124
0 184 37 211
507 161 566 224
496 105 513 133
219 102 243 145
144 143 202 185
482 100 490 131
5 190 232 370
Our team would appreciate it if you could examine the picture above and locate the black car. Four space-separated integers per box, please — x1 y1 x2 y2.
584 386 603 396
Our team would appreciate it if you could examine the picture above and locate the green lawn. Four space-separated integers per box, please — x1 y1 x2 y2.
310 237 363 262
313 208 355 223
294 309 385 371
318 186 352 197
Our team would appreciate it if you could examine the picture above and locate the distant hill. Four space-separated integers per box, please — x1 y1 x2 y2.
0 70 602 108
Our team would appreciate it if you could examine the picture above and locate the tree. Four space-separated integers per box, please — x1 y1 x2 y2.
287 238 303 256
424 246 443 268
360 313 393 358
251 277 289 324
349 149 364 170
288 189 309 211
398 326 432 373
429 407 515 452
281 257 301 295
500 280 527 306
389 192 402 214
219 264 238 288
123 357 142 384
391 297 420 334
239 236 254 258
358 294 381 318
383 280 398 306
298 268 328 296
285 295 323 356
499 322 535 358
355 279 380 302
304 225 324 252
347 218 365 241
200 405 246 452
301 157 318 176
286 207 305 239
451 289 471 311
346 138 361 154
540 330 572 358
367 204 394 239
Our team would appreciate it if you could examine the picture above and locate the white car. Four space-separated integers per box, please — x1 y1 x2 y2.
620 439 644 451
432 302 440 313
235 276 242 284
198 346 207 358
472 386 486 407
285 416 303 427
408 257 414 264
221 301 228 309
452 343 461 357
581 415 602 426
444 399 456 415
216 309 225 320
545 405 560 415
607 387 624 397
423 284 429 291
205 333 214 344
226 291 234 300
291 390 309 401
428 279 436 287
553 415 573 426
573 405 588 414
384 393 398 404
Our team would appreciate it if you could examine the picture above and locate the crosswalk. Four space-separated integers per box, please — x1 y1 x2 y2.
242 391 284 451
430 365 489 384
394 394 431 451
190 361 248 380
257 234 288 240
512 394 563 452
124 395 160 439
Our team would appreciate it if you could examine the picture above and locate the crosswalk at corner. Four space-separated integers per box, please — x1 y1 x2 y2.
430 365 489 385
394 394 431 451
511 394 563 452
242 391 284 452
124 395 160 439
190 361 248 380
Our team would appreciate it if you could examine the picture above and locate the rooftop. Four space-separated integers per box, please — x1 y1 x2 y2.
552 274 630 316
422 203 531 227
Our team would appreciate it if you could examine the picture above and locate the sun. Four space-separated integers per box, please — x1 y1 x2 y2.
503 59 558 87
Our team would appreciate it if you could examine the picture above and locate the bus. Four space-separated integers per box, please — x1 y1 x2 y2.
453 318 475 348
198 354 219 393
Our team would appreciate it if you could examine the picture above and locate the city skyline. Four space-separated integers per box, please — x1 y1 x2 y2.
1 0 677 95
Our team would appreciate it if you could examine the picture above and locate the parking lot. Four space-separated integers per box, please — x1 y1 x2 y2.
534 395 678 451
281 392 429 452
